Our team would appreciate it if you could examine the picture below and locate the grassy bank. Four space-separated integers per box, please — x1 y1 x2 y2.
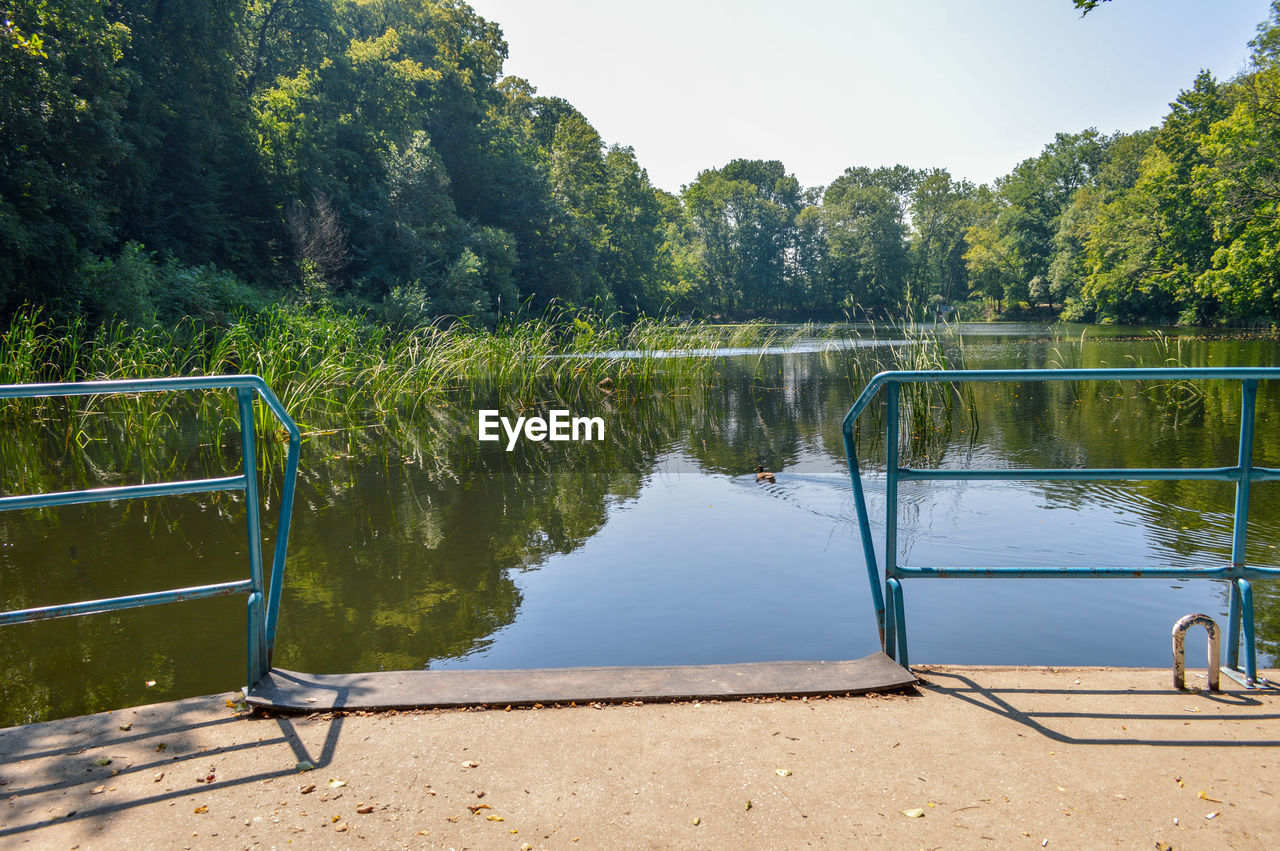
0 304 801 427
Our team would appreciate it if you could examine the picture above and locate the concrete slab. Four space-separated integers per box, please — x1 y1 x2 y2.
2 665 1278 848
244 653 917 711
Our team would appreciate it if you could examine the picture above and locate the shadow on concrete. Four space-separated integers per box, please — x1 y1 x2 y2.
0 703 344 839
918 668 1280 747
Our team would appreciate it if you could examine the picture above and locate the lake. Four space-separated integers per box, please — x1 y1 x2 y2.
2 322 1278 726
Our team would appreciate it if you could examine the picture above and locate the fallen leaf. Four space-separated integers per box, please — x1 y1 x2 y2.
295 761 314 772
356 804 374 814
486 814 505 822
328 779 346 789
90 786 105 795
468 805 492 814
118 723 132 732
194 806 208 814
903 808 925 819
692 817 701 826
745 800 753 811
153 772 164 782
300 784 316 794
1157 843 1173 851
155 743 166 752
331 815 341 823
94 758 112 767
775 768 792 777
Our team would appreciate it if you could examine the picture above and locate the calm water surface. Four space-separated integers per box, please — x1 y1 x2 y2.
3 323 1279 725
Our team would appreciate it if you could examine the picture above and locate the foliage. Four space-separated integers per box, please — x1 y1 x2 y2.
9 0 1280 327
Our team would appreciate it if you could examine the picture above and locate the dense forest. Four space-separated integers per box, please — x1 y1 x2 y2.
7 0 1280 327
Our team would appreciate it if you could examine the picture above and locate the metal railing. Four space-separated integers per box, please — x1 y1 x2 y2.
0 376 300 688
842 367 1280 687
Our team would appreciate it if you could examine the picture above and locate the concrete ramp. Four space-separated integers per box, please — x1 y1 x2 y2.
244 652 915 712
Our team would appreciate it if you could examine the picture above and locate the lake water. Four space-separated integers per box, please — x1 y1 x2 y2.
3 323 1278 726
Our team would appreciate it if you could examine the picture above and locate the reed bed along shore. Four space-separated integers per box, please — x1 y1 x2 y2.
0 304 802 431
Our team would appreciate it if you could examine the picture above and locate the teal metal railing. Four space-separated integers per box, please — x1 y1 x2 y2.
0 376 300 689
842 367 1280 687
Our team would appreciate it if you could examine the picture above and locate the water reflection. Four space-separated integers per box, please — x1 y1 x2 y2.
2 324 1279 726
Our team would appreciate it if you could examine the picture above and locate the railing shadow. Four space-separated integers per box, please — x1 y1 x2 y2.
0 698 343 839
917 668 1280 747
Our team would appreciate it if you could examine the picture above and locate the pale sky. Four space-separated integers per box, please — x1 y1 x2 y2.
466 0 1274 193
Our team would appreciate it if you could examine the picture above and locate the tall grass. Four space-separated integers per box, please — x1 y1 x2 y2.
831 316 976 462
0 304 800 439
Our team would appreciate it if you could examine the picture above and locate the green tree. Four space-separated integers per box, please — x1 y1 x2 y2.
821 174 911 315
0 0 132 309
909 169 975 305
683 160 802 314
965 131 1110 312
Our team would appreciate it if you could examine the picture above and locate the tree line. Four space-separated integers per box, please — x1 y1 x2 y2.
6 0 1280 327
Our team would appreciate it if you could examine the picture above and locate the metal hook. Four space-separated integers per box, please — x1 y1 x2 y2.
1173 614 1220 692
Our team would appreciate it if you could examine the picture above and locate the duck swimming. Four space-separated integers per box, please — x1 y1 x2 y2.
754 465 776 483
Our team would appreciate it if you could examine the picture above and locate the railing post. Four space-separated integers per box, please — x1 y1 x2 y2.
1232 379 1256 576
264 426 299 665
886 577 909 667
1229 379 1257 677
1238 579 1257 683
1228 582 1241 671
238 388 269 686
885 382 900 583
885 382 906 665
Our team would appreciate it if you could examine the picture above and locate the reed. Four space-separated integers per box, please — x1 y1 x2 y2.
0 304 803 448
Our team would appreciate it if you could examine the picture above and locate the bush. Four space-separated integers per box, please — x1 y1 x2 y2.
62 244 267 327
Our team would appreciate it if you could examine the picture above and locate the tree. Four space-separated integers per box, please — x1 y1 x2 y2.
682 160 803 314
822 169 913 314
909 169 975 305
0 0 132 309
965 131 1110 311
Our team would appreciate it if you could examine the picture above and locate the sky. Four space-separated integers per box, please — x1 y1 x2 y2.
465 0 1275 193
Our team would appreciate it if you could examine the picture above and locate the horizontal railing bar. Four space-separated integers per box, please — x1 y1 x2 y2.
842 367 1280 429
895 466 1280 483
885 563 1233 578
0 475 247 512
0 375 269 399
875 367 1280 384
891 565 1234 579
0 580 255 626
